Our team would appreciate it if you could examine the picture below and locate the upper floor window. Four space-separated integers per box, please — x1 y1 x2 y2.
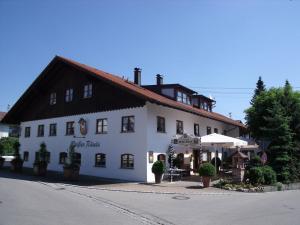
95 153 106 167
214 128 219 134
177 91 191 105
25 127 31 138
59 152 67 164
50 92 56 105
176 120 184 134
37 125 44 137
207 126 212 135
96 118 108 134
23 151 29 161
194 123 200 136
121 154 134 169
83 83 93 98
65 88 73 102
157 116 166 133
49 123 57 136
66 121 75 136
121 116 135 133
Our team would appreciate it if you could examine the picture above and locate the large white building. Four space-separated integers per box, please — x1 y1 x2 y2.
3 56 246 182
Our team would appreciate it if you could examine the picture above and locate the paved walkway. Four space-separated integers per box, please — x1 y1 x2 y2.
0 168 233 195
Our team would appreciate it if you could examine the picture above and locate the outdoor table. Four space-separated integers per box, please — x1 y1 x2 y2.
167 168 186 181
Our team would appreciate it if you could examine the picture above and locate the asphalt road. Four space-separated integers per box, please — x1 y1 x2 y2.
1 174 300 225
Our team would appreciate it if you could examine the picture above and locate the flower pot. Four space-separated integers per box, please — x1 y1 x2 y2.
10 159 23 172
63 167 80 181
154 173 163 184
202 176 211 188
33 163 48 176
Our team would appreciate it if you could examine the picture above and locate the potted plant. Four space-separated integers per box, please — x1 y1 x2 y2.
63 143 80 181
152 160 165 184
33 143 48 176
10 142 23 172
198 162 215 188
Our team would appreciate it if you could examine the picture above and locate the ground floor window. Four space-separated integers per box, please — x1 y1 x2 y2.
157 154 166 165
121 154 134 169
59 152 67 164
95 153 106 167
23 151 29 161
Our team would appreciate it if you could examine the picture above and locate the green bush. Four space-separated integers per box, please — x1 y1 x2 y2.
249 156 262 168
198 163 215 177
276 182 283 191
0 137 18 156
249 167 264 185
152 160 165 174
262 166 277 185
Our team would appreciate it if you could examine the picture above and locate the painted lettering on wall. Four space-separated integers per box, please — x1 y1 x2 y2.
71 141 100 148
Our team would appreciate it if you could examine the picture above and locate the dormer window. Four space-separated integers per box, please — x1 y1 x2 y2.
177 91 191 105
83 83 92 98
65 89 73 102
50 92 56 105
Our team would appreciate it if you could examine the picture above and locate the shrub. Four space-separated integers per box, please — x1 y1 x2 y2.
248 167 264 185
276 182 283 191
152 161 165 174
262 166 277 185
198 163 215 177
249 156 262 168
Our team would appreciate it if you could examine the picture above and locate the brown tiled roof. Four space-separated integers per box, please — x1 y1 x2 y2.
0 112 6 122
58 56 246 129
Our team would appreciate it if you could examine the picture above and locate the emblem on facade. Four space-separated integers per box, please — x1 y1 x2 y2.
78 118 88 136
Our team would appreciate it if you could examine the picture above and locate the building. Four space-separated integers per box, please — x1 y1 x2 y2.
2 56 246 182
0 112 10 139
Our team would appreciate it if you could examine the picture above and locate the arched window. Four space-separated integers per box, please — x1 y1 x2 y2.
59 152 67 164
121 154 134 169
157 154 166 164
95 153 106 167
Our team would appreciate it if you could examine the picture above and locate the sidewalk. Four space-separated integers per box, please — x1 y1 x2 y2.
0 167 234 195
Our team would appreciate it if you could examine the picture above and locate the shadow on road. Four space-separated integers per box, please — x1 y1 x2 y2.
0 167 131 186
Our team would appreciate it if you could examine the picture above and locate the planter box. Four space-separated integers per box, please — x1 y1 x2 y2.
63 167 80 181
33 164 48 176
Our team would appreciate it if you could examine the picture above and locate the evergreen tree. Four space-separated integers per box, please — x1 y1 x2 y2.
250 76 266 105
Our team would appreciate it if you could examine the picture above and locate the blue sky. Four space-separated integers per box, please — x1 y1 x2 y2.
1 0 300 121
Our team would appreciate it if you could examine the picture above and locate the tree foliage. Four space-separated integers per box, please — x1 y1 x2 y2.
0 137 18 156
245 78 300 183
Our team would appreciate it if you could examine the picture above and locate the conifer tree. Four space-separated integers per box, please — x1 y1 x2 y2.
250 76 266 105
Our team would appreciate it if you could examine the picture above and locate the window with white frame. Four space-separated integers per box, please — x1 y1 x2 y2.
50 92 56 105
121 154 134 169
65 88 73 102
96 119 108 134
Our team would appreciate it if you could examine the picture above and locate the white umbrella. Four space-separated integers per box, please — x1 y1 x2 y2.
200 133 248 173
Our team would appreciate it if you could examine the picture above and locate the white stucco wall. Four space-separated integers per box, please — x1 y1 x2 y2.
19 107 148 182
19 103 242 182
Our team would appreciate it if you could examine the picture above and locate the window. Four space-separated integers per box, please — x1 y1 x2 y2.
49 123 57 136
207 126 212 135
65 88 73 102
66 122 75 136
50 92 56 105
194 123 200 136
37 125 44 137
176 120 183 134
96 119 108 134
25 127 30 138
157 116 166 133
83 83 93 98
121 116 135 133
177 91 191 105
23 151 29 161
157 154 166 165
95 153 106 167
46 152 50 163
214 128 219 134
121 154 134 169
59 152 67 164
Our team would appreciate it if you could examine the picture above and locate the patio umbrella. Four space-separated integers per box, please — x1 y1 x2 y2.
200 133 248 173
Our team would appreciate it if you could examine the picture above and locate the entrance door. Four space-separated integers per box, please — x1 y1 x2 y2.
193 149 200 172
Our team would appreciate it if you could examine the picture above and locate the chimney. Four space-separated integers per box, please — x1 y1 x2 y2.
134 68 141 86
156 74 163 85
